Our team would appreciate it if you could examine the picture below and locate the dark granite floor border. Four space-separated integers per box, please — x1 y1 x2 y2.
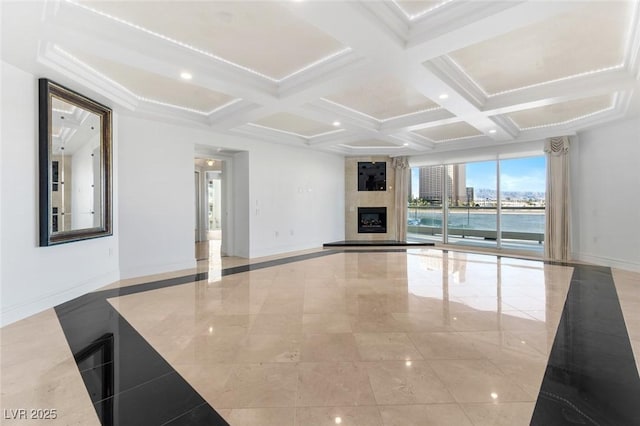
530 264 640 425
52 248 640 425
323 240 435 247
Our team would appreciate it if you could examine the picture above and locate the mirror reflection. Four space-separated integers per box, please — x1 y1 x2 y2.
51 97 102 233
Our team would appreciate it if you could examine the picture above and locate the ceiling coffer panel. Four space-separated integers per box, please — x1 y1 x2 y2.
326 76 440 120
413 122 483 142
446 2 632 95
64 48 236 113
253 113 337 137
80 1 346 80
507 94 615 129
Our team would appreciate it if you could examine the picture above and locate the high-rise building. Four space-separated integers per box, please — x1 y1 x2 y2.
418 164 467 205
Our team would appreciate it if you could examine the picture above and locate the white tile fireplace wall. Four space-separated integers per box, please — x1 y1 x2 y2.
345 156 396 241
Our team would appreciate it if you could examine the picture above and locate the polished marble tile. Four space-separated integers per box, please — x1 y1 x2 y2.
300 333 360 362
296 362 376 407
532 265 640 425
224 407 295 426
295 406 383 426
91 372 218 426
365 360 454 404
234 333 301 363
462 402 535 426
216 363 298 408
10 247 632 425
429 359 532 403
379 404 473 426
354 332 423 361
349 313 407 332
0 309 100 425
249 313 303 335
302 313 352 333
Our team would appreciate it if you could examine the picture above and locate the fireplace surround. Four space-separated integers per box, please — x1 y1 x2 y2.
358 207 387 233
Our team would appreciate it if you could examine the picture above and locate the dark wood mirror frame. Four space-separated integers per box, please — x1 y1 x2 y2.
38 78 112 246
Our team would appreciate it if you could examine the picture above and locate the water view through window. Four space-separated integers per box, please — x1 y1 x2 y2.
408 156 546 251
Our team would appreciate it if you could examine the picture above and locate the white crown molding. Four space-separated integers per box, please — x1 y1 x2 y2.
424 56 487 108
307 100 380 130
49 2 278 98
624 1 640 78
62 0 354 86
37 42 139 110
483 69 636 116
407 1 520 47
489 115 521 139
207 100 260 126
356 1 410 43
388 132 435 150
277 50 364 98
232 124 308 148
378 108 452 133
17 0 636 158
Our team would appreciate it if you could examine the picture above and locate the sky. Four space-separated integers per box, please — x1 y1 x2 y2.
411 156 546 198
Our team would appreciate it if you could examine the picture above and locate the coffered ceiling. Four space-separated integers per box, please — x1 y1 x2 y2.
2 0 639 156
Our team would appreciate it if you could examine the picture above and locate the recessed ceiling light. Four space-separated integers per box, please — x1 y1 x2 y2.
403 143 409 146
332 121 341 127
207 159 214 166
180 71 193 80
438 93 449 100
334 417 342 424
489 129 497 134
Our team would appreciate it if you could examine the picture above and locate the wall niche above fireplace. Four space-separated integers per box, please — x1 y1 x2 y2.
358 207 387 233
358 162 386 191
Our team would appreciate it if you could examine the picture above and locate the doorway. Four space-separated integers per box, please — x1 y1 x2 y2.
195 157 224 261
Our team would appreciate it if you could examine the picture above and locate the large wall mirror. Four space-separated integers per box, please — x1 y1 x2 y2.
39 79 112 246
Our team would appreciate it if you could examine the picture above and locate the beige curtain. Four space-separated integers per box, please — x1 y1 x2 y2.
544 136 571 261
392 156 410 241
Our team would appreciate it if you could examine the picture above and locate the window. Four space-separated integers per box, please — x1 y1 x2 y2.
408 155 546 252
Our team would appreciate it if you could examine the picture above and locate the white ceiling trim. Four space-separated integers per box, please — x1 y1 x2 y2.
244 122 345 140
512 99 619 132
389 133 435 151
13 0 634 157
438 2 639 99
319 97 442 124
445 56 625 99
391 0 453 22
51 45 245 117
232 124 308 147
64 0 352 84
38 43 139 110
429 134 486 144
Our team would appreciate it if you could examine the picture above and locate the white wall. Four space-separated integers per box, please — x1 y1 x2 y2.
1 62 119 326
117 116 345 265
117 115 198 278
1 62 346 324
233 152 250 258
247 143 344 257
571 117 640 271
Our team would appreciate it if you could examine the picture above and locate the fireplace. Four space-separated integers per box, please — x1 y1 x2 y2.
358 207 387 233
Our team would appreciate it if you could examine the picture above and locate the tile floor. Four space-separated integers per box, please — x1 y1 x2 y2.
1 248 639 425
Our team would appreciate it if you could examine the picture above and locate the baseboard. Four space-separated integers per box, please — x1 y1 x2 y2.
1 270 120 327
119 259 197 280
573 252 640 273
249 242 329 259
